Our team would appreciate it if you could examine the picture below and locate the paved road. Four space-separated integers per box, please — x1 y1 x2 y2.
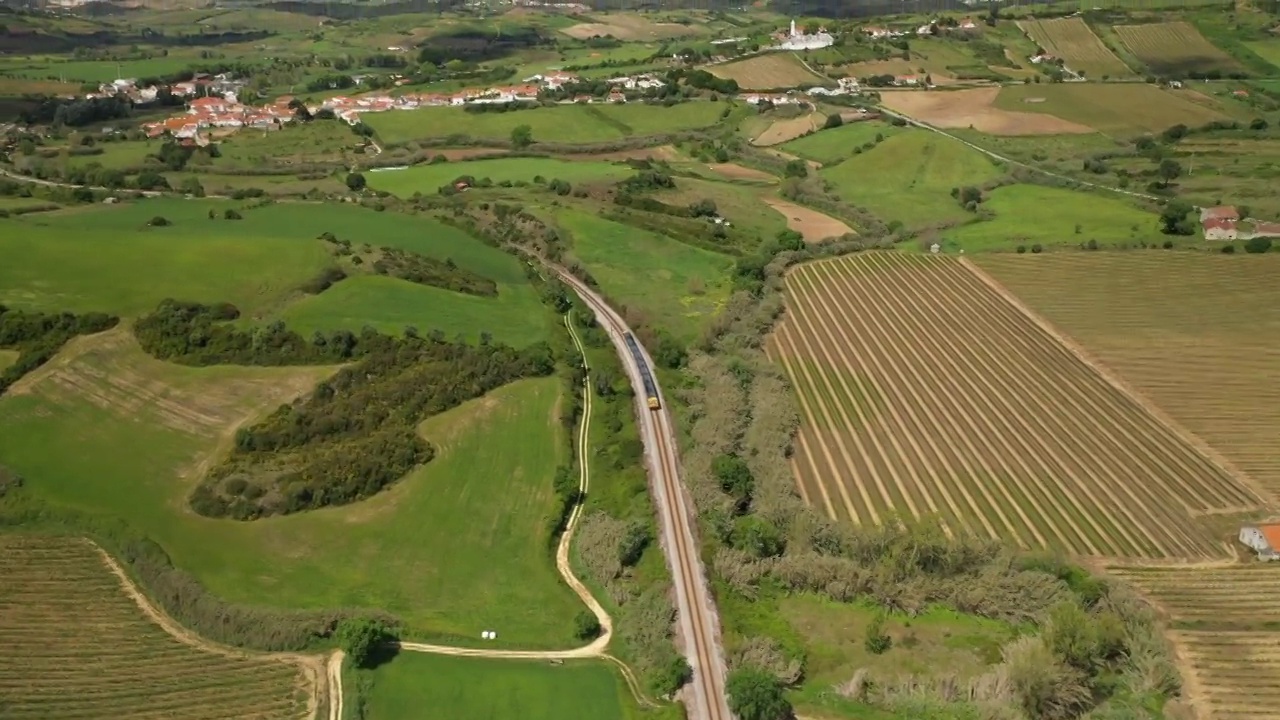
555 270 732 720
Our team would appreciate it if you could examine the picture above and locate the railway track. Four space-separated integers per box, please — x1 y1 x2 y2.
554 269 732 720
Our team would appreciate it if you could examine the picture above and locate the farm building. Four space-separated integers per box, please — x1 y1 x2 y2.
1203 217 1238 241
1201 205 1240 222
1239 524 1280 561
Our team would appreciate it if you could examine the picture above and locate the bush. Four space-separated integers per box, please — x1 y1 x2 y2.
345 172 366 191
727 667 793 720
337 618 396 668
823 113 843 129
1244 236 1272 254
1031 244 1043 254
1016 245 1027 254
147 216 171 227
1221 243 1236 254
865 611 892 654
574 610 601 640
223 209 242 220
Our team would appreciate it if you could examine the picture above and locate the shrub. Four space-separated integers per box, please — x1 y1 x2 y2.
1016 245 1027 254
345 172 366 191
1031 244 1043 254
336 618 396 668
1221 243 1236 254
727 667 792 720
223 209 242 220
147 216 171 227
1244 236 1272 254
823 113 843 129
865 611 892 654
574 610 601 640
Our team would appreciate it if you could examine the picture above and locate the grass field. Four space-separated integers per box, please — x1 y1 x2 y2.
767 253 1264 560
995 83 1228 135
978 253 1280 501
280 275 552 348
653 176 789 238
1017 17 1132 78
820 130 1003 230
1114 22 1243 76
1243 40 1280 69
358 654 638 720
0 534 314 720
1108 564 1280 720
213 121 361 169
708 53 828 90
0 323 584 646
938 184 1165 252
779 120 901 164
0 55 201 82
57 140 160 170
556 209 733 341
586 101 731 136
0 349 17 372
0 200 331 317
368 157 631 197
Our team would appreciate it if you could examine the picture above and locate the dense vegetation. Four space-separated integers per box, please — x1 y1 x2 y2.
318 233 498 296
0 305 119 396
133 300 554 518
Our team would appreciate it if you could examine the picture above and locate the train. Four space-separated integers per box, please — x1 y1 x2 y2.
623 332 662 410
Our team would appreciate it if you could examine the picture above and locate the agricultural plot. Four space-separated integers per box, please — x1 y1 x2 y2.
368 157 630 197
1114 22 1242 76
768 253 1264 560
0 535 314 720
995 83 1229 135
819 130 1003 230
879 87 1094 136
977 253 1280 501
1017 17 1132 78
1107 565 1280 720
779 120 902 163
708 53 828 90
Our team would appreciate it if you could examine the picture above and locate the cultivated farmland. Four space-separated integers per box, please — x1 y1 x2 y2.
977 253 1280 501
1017 17 1132 78
1107 565 1280 720
768 253 1264 560
0 535 315 720
708 53 828 90
1114 22 1242 76
995 83 1229 135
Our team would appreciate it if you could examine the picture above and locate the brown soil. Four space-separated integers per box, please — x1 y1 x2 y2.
705 163 776 182
751 112 824 146
564 145 681 162
426 147 509 161
561 19 697 41
761 197 853 242
879 87 1094 135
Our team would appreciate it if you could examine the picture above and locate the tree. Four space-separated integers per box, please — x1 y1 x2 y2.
823 113 843 129
178 176 204 197
223 209 242 220
511 124 534 149
1157 159 1182 187
713 453 754 511
727 667 793 720
1244 236 1272 254
573 610 601 640
336 618 395 669
135 171 169 191
783 160 807 179
345 172 366 191
1159 200 1196 235
1250 117 1269 131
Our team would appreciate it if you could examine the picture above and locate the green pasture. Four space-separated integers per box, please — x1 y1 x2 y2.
556 209 732 341
780 120 901 165
0 200 330 317
280 275 552 348
820 130 1003 230
994 84 1229 135
0 349 17 372
1244 40 1280 69
938 184 1165 253
0 369 584 647
586 101 731 136
212 121 360 169
653 177 788 238
0 55 201 82
57 140 159 171
368 157 631 197
366 105 626 146
0 197 59 212
357 654 643 720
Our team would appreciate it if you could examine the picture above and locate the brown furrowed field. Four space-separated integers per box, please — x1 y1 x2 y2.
708 53 827 90
1108 565 1280 719
977 253 1280 502
1018 17 1132 78
0 535 317 720
767 253 1264 560
1114 22 1242 76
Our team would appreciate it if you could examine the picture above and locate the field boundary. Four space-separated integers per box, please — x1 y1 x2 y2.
959 258 1268 506
88 537 332 720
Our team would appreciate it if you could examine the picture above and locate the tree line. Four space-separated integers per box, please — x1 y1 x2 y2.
0 305 119 396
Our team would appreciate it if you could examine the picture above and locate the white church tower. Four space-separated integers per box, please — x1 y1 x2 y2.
790 19 797 37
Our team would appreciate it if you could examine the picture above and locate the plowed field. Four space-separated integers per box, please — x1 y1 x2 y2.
1018 17 1132 78
1108 565 1280 720
767 253 1263 560
0 535 314 720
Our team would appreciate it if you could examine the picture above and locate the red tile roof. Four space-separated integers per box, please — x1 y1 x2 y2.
1203 217 1237 231
1262 524 1280 551
1203 205 1240 221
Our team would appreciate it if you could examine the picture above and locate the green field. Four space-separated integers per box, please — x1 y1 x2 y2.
654 177 788 238
0 349 18 372
58 140 160 170
820 130 1003 230
358 654 638 720
938 184 1166 252
994 83 1229 135
280 274 552 348
213 121 360 169
779 120 901 164
0 200 331 317
556 209 733 341
1244 40 1280 69
0 55 202 82
0 356 584 647
364 102 729 146
366 105 627 146
368 157 631 197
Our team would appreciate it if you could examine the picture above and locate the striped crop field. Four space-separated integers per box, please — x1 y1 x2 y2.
767 253 1265 560
0 535 317 720
1107 565 1280 720
1114 22 1242 76
1018 17 1132 78
977 253 1280 502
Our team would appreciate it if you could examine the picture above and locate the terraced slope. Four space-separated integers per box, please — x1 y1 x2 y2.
0 535 315 720
767 253 1263 560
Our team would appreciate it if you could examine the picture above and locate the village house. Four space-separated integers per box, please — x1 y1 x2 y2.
1202 217 1238 240
862 26 904 39
1239 524 1280 561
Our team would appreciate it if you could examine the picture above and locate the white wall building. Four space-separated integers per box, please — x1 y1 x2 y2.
776 19 834 51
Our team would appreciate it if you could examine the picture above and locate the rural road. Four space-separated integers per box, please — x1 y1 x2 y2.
555 269 733 720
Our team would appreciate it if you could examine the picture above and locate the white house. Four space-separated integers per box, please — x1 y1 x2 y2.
1240 525 1280 561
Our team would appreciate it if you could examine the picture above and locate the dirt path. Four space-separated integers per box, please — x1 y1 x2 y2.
91 540 331 720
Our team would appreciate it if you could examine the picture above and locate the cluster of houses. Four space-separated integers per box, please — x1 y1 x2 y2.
1200 205 1280 241
142 95 295 140
86 73 246 105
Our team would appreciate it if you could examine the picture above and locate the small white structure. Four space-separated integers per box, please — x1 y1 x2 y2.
775 19 835 50
1240 525 1280 561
